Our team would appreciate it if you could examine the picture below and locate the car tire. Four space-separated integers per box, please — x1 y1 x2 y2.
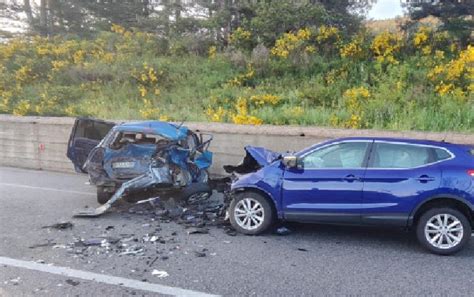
229 191 275 235
416 207 471 255
97 186 113 204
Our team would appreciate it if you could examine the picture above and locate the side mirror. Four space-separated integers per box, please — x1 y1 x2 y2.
282 155 298 168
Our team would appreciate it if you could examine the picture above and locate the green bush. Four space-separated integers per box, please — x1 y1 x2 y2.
0 24 472 132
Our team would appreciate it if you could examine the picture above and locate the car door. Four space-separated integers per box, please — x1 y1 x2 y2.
361 141 444 226
282 141 372 224
66 118 115 173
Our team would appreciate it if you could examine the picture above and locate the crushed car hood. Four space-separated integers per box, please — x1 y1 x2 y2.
224 146 281 175
245 146 281 166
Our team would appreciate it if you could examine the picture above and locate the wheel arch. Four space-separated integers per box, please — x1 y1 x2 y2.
409 194 474 228
232 186 280 218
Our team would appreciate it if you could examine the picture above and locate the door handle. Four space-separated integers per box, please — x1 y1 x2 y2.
343 174 360 182
416 175 435 183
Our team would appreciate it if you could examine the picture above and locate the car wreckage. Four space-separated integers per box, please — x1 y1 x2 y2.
67 118 215 216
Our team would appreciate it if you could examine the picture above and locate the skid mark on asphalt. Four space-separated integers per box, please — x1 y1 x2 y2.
0 256 219 297
0 183 94 196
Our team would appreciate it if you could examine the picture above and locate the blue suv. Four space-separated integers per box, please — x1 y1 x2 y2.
227 138 474 255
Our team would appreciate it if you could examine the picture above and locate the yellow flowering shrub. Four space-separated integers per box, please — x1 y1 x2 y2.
12 99 31 116
111 24 127 35
206 97 263 125
140 99 168 121
206 106 226 122
271 28 312 58
208 46 217 59
249 94 280 106
342 87 370 128
34 92 59 115
0 90 13 113
15 66 35 85
316 26 340 43
287 106 304 117
413 26 431 48
371 31 403 64
226 64 255 87
324 68 348 85
73 50 86 64
229 27 252 49
340 37 364 59
131 63 160 98
428 45 473 96
231 99 263 125
51 60 69 71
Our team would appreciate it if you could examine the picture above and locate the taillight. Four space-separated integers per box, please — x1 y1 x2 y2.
468 170 474 177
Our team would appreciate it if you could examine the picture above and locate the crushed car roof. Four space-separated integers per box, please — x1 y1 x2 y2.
116 121 189 141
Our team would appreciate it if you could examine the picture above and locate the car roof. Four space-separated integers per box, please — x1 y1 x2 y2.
329 137 457 147
115 121 189 141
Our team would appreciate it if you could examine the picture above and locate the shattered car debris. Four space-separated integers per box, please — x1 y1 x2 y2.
67 118 214 216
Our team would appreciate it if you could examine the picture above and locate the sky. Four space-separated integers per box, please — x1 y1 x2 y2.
368 0 405 20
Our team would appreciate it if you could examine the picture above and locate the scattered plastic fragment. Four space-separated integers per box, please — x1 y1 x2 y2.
187 227 209 235
65 279 80 286
81 238 106 246
194 250 206 257
42 222 74 230
120 246 144 256
151 269 169 278
275 226 291 235
29 241 56 249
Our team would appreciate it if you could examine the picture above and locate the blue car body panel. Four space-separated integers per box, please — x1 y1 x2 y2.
231 137 474 226
116 121 189 141
103 143 157 180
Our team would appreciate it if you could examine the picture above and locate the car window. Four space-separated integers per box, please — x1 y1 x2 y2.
434 148 452 161
302 142 369 169
75 120 114 141
370 143 442 168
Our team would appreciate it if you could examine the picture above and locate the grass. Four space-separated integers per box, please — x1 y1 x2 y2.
0 28 473 132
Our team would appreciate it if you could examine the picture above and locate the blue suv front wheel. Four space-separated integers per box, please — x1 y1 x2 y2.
229 192 275 235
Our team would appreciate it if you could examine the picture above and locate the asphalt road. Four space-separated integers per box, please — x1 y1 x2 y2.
1 166 473 296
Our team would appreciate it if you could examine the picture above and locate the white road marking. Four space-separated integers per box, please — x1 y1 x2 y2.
0 183 95 196
0 256 219 297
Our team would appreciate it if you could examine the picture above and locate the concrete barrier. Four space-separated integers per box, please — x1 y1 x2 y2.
1 114 473 175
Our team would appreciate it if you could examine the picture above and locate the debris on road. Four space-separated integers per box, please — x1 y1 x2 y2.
28 240 56 249
54 180 233 263
275 226 292 236
65 279 80 286
77 236 120 247
194 249 207 257
7 277 21 286
151 269 169 278
187 227 209 235
297 248 308 252
41 221 73 230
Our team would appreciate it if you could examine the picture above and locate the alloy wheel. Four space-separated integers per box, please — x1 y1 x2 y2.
234 198 265 231
424 214 464 250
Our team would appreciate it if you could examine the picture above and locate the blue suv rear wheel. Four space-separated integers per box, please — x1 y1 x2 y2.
416 207 471 255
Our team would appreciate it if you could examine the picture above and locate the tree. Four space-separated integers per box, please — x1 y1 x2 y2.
404 0 473 45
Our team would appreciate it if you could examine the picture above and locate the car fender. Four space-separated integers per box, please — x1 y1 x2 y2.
231 163 284 218
408 193 474 226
